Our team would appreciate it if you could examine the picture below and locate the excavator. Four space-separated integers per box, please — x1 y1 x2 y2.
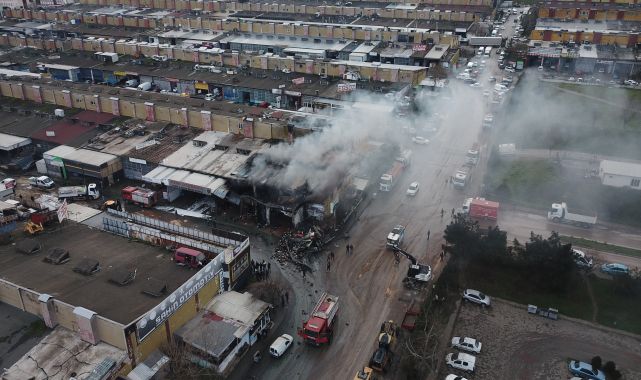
369 320 400 372
392 246 432 287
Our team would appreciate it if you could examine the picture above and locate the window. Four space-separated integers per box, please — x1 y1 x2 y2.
632 178 640 187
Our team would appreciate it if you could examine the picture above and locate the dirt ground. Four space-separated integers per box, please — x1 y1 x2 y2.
442 299 641 380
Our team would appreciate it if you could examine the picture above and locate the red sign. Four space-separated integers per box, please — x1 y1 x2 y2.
413 44 427 52
292 77 305 85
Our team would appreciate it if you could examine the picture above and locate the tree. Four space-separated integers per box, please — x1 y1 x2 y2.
591 356 602 371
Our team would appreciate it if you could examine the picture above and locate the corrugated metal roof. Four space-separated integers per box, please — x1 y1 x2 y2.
0 133 31 151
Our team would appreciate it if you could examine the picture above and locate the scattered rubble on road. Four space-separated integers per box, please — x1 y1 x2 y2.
273 226 327 271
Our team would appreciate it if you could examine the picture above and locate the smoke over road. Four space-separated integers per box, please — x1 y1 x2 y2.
248 84 487 195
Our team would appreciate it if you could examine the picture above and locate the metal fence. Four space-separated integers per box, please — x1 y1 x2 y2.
106 208 247 248
103 217 129 237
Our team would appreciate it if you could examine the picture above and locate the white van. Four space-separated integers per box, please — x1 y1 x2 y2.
137 82 152 91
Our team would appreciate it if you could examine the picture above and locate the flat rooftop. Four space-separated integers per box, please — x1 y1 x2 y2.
0 221 193 325
220 33 354 51
535 19 641 33
31 110 114 147
0 108 54 137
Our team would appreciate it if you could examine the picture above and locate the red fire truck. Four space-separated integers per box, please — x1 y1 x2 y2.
121 186 159 208
298 292 339 346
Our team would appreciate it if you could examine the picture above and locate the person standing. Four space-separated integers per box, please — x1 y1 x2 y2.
427 230 431 240
285 291 289 305
349 244 354 255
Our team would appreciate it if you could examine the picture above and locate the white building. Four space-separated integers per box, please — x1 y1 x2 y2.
599 160 641 190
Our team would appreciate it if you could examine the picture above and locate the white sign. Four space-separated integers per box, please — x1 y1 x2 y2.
136 263 221 340
337 83 357 92
129 157 147 165
284 90 302 97
135 140 158 150
57 200 68 223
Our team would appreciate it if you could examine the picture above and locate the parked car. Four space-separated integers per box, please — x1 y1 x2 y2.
572 249 593 269
462 289 491 307
600 263 629 276
568 360 605 380
445 375 469 380
406 182 420 196
451 337 482 353
445 352 476 372
269 334 293 358
412 136 430 145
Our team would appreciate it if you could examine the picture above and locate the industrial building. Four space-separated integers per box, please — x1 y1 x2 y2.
0 207 251 378
599 160 641 190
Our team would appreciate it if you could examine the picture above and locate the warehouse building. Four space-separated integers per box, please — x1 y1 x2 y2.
599 160 641 190
0 208 252 378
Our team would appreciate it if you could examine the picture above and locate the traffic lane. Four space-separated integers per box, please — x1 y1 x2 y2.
311 121 478 378
500 209 641 270
259 87 488 379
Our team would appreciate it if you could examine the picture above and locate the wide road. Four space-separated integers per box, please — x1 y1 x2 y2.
234 85 489 380
233 9 527 379
500 207 641 270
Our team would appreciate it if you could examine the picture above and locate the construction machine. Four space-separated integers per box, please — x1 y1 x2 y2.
392 246 432 287
369 320 400 372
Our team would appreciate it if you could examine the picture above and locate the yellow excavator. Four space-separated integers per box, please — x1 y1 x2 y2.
353 366 373 380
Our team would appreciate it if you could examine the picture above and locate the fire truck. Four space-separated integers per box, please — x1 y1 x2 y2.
298 292 339 346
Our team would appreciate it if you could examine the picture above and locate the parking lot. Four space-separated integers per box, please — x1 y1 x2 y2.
442 299 641 380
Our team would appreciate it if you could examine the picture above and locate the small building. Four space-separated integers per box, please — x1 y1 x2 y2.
0 132 32 164
42 145 123 185
174 291 272 375
599 160 641 190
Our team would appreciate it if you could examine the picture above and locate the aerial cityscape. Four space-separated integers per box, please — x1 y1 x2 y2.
0 0 640 379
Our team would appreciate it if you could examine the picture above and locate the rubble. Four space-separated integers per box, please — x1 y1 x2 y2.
273 226 328 271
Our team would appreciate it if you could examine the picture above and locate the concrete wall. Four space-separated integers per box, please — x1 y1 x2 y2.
0 279 127 350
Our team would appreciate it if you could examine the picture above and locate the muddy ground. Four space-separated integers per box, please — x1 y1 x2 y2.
441 299 641 380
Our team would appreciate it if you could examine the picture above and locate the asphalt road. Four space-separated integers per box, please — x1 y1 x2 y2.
500 207 641 270
232 84 488 380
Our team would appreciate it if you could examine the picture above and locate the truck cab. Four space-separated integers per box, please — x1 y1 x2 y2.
29 176 55 189
386 225 405 248
465 144 480 166
452 169 470 189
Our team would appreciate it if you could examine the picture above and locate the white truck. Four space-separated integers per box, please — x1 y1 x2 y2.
58 184 100 200
452 168 471 189
465 143 480 166
137 82 152 91
29 176 55 189
547 202 597 228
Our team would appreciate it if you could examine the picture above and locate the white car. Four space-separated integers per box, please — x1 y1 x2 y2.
462 289 491 307
445 352 476 372
451 337 482 353
412 136 430 145
269 334 293 358
445 375 470 380
407 182 419 196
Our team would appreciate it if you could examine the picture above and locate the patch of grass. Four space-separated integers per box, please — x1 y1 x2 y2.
25 320 47 337
485 158 560 209
560 236 641 258
464 264 594 321
590 276 641 335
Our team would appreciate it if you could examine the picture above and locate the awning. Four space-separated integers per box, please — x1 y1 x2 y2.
352 178 369 192
143 165 227 196
0 133 31 151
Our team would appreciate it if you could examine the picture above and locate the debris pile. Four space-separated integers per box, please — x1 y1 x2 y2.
273 226 325 270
